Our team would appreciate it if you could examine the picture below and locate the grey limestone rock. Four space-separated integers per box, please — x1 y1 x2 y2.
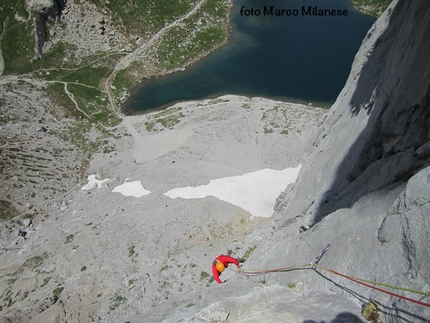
268 0 430 321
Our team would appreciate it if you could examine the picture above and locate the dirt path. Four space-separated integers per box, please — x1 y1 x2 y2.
0 17 9 77
0 49 4 77
59 81 92 119
0 75 92 120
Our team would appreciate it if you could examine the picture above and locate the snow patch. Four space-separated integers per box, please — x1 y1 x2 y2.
112 180 151 198
164 165 302 219
81 174 110 190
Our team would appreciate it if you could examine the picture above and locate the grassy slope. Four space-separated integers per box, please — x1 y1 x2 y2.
351 0 391 17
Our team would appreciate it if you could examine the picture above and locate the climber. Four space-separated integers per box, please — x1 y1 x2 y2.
210 254 245 284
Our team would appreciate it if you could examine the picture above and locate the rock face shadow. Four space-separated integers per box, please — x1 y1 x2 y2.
303 311 364 323
307 0 430 227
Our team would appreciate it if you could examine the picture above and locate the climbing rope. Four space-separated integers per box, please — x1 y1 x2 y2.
314 265 430 298
314 265 430 308
230 263 312 276
227 245 430 308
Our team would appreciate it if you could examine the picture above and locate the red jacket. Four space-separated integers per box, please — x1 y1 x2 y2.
212 255 240 284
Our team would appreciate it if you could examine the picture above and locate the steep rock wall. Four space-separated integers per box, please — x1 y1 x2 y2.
274 0 430 230
26 0 64 58
247 0 430 321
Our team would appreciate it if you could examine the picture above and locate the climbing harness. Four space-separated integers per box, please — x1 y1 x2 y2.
226 245 430 308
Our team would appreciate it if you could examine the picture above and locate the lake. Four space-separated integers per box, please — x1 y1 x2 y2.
125 0 375 113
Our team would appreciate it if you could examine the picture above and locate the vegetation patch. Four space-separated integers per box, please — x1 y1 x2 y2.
0 0 33 75
261 104 322 135
40 277 51 287
209 98 230 105
288 282 297 288
64 234 75 244
145 121 155 132
113 62 140 91
23 252 49 269
46 83 77 117
128 245 137 258
0 200 19 221
157 23 227 70
160 265 170 273
52 285 64 298
200 271 210 280
156 112 185 128
263 126 274 134
351 0 391 17
144 107 186 131
109 294 127 311
362 300 381 323
244 245 257 259
88 0 200 36
59 66 110 88
37 42 80 70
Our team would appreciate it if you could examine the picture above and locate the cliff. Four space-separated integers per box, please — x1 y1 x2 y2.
26 0 64 58
274 0 430 231
255 0 430 321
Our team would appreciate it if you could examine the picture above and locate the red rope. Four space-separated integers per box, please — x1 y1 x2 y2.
320 266 430 308
234 264 430 307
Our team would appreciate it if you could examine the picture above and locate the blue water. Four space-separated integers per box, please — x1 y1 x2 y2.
125 0 375 113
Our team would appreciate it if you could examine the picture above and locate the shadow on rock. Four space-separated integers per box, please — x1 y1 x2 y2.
303 311 364 323
309 0 430 227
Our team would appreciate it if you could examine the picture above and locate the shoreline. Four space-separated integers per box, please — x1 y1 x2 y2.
122 90 333 116
122 0 370 116
122 1 235 115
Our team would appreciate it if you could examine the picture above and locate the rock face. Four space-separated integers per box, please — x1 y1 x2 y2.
0 81 83 217
259 0 430 321
26 0 61 17
0 96 325 323
27 0 62 58
274 0 430 230
28 0 120 59
42 0 128 55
